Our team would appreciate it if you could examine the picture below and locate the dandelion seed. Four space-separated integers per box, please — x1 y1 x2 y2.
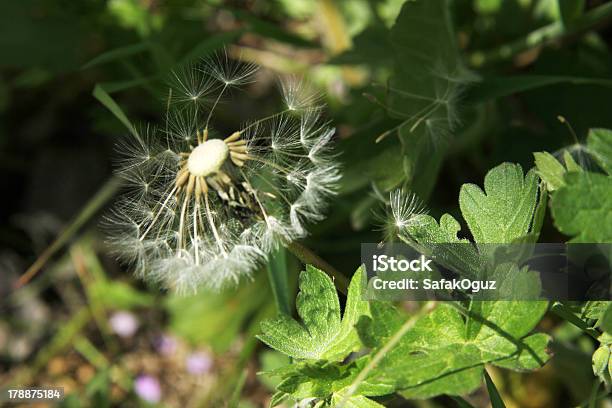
106 52 339 293
377 190 428 242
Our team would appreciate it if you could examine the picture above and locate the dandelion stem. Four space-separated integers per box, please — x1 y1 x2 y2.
286 241 348 294
551 301 600 340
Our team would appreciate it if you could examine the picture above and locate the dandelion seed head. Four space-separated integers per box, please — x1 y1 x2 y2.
107 52 338 293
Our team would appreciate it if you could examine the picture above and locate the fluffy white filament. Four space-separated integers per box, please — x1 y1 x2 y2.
106 54 339 294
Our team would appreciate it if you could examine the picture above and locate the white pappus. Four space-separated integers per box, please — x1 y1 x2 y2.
105 52 340 294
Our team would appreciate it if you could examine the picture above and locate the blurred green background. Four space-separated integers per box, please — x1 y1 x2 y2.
1 0 611 406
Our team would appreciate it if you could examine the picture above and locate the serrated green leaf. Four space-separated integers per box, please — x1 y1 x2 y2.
459 163 539 244
493 333 552 371
271 358 393 401
356 302 403 349
403 213 482 278
588 128 612 175
371 302 550 399
583 301 609 320
551 172 612 242
258 266 369 361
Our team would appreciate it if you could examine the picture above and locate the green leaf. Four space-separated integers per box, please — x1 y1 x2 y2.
356 302 403 349
534 151 583 192
559 0 586 27
459 163 539 243
330 391 385 408
371 302 551 399
258 266 370 361
601 305 612 334
267 358 392 402
583 301 609 320
563 150 583 173
551 172 612 242
493 333 554 371
587 128 612 175
534 152 566 191
373 0 466 197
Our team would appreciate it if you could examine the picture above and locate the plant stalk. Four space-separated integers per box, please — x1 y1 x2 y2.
551 302 600 340
286 240 349 294
469 2 612 67
338 301 438 407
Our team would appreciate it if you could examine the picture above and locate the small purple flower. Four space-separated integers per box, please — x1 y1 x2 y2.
109 311 139 338
185 351 213 375
155 334 178 356
134 375 161 403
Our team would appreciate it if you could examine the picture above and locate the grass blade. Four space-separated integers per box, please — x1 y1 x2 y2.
92 84 138 137
484 369 507 408
266 247 291 315
82 42 150 69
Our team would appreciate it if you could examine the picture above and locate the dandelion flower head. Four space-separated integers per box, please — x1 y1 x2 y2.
107 52 339 293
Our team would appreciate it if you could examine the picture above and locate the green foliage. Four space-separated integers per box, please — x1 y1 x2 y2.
535 128 612 391
534 150 583 191
588 128 612 175
165 275 271 352
364 302 549 399
459 163 539 244
7 0 612 405
551 171 612 242
385 162 550 397
260 265 550 404
258 265 369 362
